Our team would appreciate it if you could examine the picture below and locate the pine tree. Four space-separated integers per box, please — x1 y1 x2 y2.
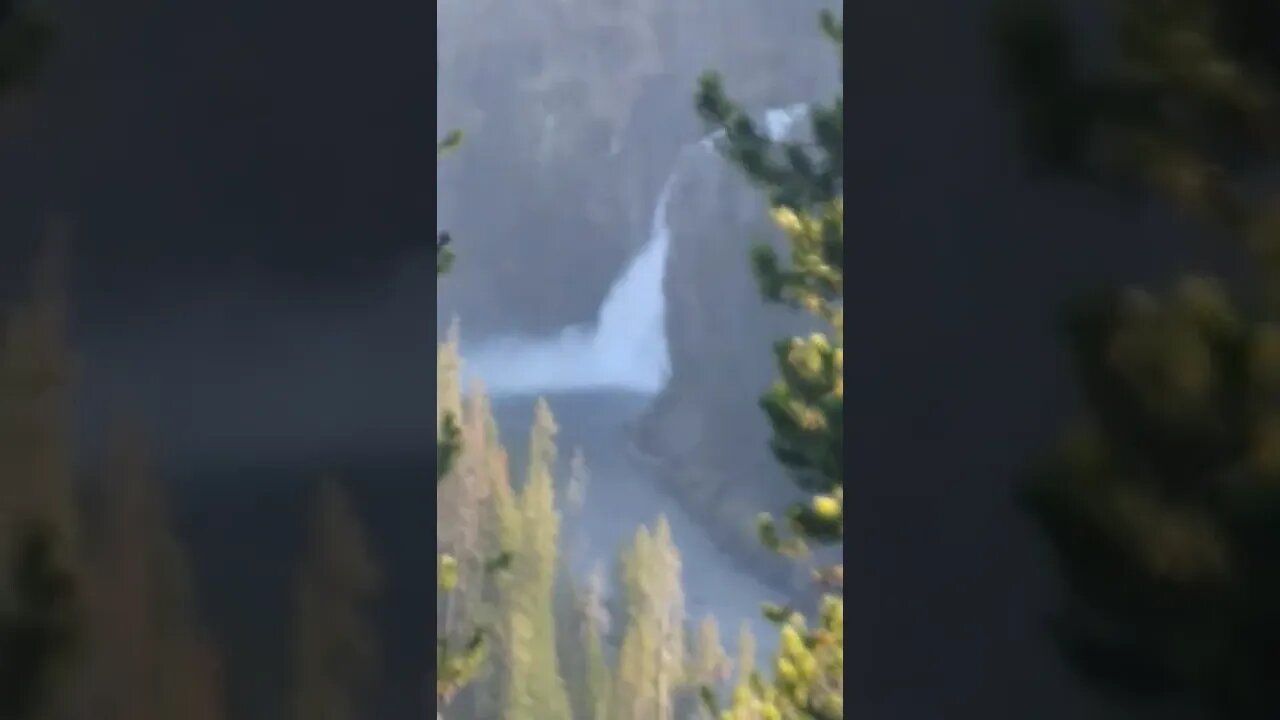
696 9 843 556
990 0 1280 241
612 517 686 720
465 418 521 719
435 129 463 279
0 235 80 568
82 423 226 720
992 1 1280 715
291 477 381 720
722 622 757 716
686 616 731 720
613 526 658 720
436 130 463 486
689 616 731 690
437 358 513 717
694 9 844 720
0 522 78 720
437 319 464 452
650 517 685 720
496 399 571 720
437 327 487 647
434 128 493 714
0 236 83 720
554 570 594 720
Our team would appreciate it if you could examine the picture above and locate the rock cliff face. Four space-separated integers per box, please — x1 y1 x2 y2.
435 75 693 335
435 0 839 337
436 1 841 585
634 138 821 591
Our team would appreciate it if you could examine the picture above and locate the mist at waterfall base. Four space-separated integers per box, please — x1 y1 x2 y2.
458 169 676 397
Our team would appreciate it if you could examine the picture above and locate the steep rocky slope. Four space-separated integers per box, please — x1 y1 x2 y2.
633 131 819 590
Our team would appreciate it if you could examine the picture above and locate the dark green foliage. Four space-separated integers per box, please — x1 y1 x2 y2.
693 9 845 720
436 620 486 708
696 9 844 551
437 232 456 277
436 131 463 279
1022 279 1280 713
987 0 1088 176
437 413 461 485
695 10 843 212
994 0 1280 715
437 130 463 483
435 130 500 712
990 0 1280 234
0 3 53 97
0 523 78 720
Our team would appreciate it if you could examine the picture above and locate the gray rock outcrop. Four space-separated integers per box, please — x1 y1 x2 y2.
634 134 822 592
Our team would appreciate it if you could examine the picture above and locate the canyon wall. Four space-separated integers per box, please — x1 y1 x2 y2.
633 129 824 591
436 0 839 335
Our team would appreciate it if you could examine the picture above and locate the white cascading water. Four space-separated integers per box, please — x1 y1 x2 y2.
461 104 808 397
459 173 679 396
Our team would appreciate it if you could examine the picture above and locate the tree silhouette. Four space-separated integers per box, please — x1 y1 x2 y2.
993 0 1280 715
0 238 83 720
0 523 77 720
291 478 381 720
82 423 227 720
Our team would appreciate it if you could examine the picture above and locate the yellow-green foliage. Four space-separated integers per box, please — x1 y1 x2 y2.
435 332 726 719
696 9 843 555
435 132 490 711
612 517 685 720
497 398 572 720
695 9 844 720
689 615 731 689
688 616 731 719
435 329 513 711
991 0 1280 711
436 331 575 719
715 599 842 720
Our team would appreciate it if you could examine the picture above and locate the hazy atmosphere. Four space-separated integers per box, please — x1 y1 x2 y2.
4 0 1279 718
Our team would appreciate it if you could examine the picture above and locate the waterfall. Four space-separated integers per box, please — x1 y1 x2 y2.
460 158 685 396
461 104 809 397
